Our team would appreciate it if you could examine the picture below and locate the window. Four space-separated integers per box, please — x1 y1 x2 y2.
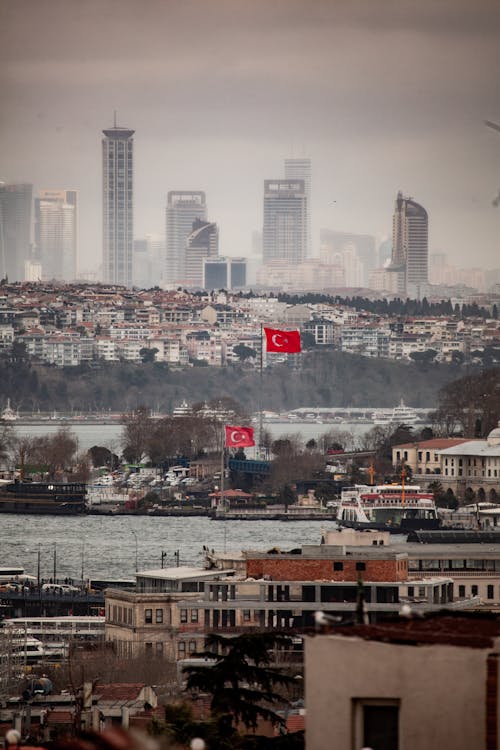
487 585 494 599
333 562 344 571
190 609 198 623
156 609 163 624
145 642 153 654
356 562 366 571
156 642 163 655
459 585 465 597
353 699 399 750
407 586 414 597
243 609 251 622
180 609 188 623
178 642 186 655
471 585 478 596
426 451 430 461
189 640 197 653
145 609 152 624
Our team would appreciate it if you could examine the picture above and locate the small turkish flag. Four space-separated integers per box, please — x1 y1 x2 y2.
225 426 255 448
264 327 301 353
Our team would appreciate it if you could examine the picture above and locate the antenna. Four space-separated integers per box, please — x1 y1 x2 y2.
113 110 117 128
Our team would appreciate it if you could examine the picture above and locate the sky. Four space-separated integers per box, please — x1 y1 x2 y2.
1 0 500 274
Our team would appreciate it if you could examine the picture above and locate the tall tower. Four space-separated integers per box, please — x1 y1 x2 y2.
35 189 78 281
391 191 428 298
165 191 207 285
0 183 33 282
184 218 219 287
102 122 134 286
284 157 311 257
263 179 306 265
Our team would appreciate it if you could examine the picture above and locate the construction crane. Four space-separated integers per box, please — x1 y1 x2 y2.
485 120 500 206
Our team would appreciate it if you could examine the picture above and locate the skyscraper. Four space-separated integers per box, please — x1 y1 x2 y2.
166 191 207 285
102 123 134 286
390 191 428 298
184 218 219 287
0 182 32 282
284 157 311 257
263 179 306 265
35 189 78 281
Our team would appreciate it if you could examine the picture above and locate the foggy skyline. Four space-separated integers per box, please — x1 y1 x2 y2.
1 0 500 276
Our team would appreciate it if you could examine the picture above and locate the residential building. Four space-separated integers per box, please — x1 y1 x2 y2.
389 191 428 298
102 123 134 286
305 615 500 750
184 219 219 287
263 180 307 265
0 182 33 282
284 157 311 257
165 192 207 284
35 189 78 281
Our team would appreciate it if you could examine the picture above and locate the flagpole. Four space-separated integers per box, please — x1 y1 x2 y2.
220 425 225 512
259 323 263 459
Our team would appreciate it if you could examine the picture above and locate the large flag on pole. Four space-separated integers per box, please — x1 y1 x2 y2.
264 327 301 353
225 426 255 448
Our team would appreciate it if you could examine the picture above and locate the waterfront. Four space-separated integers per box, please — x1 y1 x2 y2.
1 514 330 581
11 420 375 452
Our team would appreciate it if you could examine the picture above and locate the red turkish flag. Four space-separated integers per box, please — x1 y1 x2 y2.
264 327 301 353
225 426 255 448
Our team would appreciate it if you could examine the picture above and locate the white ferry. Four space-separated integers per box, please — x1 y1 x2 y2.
372 399 420 427
336 483 440 533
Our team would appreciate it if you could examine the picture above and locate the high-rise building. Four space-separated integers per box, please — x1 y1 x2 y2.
132 234 165 288
284 157 311 257
35 189 78 281
102 123 134 286
390 191 428 298
0 182 33 281
184 218 219 287
166 192 207 285
263 179 306 265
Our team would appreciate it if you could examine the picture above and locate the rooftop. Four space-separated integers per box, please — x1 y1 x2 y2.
333 613 500 649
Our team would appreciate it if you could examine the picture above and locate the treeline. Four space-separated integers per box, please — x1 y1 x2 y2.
0 349 479 414
277 292 498 319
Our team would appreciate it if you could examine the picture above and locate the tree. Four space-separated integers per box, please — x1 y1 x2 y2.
184 632 295 730
121 407 153 463
139 347 159 363
233 343 257 362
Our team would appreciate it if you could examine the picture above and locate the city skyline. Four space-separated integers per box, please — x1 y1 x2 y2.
1 0 500 275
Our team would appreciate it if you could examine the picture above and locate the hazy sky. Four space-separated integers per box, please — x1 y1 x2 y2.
1 0 500 273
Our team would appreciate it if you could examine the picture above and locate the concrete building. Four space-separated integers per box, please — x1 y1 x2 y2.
102 123 134 286
35 189 78 281
202 256 246 290
438 422 500 500
306 615 500 750
392 438 470 475
263 180 307 265
165 192 207 285
389 191 429 298
0 182 32 282
184 219 219 287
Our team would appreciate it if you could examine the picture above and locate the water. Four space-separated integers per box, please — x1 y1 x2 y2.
0 515 328 581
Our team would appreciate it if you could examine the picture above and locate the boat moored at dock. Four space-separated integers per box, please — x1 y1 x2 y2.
0 481 87 515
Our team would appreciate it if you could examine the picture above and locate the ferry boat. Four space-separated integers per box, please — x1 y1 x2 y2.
0 481 87 515
336 483 440 533
1 399 17 422
372 400 420 427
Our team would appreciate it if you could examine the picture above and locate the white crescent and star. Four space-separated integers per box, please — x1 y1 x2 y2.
271 333 288 348
230 430 247 443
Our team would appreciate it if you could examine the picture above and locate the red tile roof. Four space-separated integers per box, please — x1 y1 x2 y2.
393 438 470 450
95 683 146 701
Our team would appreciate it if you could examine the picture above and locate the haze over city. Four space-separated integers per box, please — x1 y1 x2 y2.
1 0 500 277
